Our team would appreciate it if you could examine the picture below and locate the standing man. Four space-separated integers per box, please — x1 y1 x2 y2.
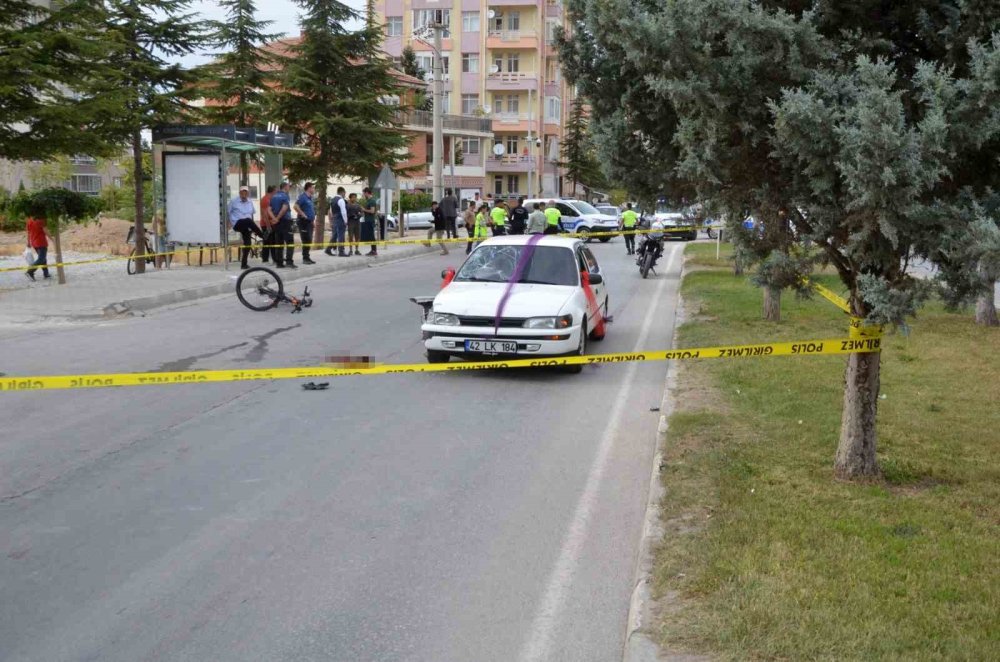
426 200 449 255
228 185 264 270
620 202 639 255
24 215 53 281
293 181 317 264
490 199 508 236
527 202 547 235
509 197 529 235
463 201 477 254
346 192 363 256
360 187 379 256
543 199 562 235
325 186 349 257
259 184 276 263
440 187 459 239
269 181 295 269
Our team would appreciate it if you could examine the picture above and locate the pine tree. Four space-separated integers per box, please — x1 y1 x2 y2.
0 1 116 160
96 0 205 274
269 0 412 244
562 0 1000 479
196 0 280 185
399 45 431 111
559 98 604 197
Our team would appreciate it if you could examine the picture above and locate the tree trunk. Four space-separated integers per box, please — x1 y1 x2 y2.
763 286 781 322
52 219 66 285
835 350 881 480
131 131 146 275
733 262 744 276
239 152 249 188
975 268 998 326
313 179 328 247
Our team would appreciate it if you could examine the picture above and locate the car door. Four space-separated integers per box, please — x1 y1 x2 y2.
556 202 579 231
580 246 607 310
576 246 603 326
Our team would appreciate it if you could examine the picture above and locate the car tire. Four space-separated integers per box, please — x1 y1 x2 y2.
426 350 450 364
564 319 586 374
598 236 611 243
577 226 592 243
589 297 608 341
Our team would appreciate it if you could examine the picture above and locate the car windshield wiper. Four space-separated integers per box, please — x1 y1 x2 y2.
458 276 504 282
517 279 558 285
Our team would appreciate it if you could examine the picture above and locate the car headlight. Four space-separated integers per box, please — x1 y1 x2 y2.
430 312 459 326
523 314 572 329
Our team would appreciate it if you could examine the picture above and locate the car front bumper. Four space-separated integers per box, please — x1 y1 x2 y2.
422 324 583 358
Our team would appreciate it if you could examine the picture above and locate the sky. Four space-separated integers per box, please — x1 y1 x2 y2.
178 0 368 67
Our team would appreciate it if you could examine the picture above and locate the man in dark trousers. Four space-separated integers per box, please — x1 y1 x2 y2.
269 181 296 269
325 186 349 257
509 197 529 235
228 185 264 270
440 187 459 239
293 181 317 264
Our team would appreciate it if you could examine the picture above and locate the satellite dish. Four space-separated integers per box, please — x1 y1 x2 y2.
488 9 496 19
482 104 491 114
493 143 506 157
490 64 500 74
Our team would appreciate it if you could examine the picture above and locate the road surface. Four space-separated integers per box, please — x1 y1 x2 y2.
0 239 684 662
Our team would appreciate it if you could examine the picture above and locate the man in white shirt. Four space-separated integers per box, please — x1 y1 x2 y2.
228 185 263 269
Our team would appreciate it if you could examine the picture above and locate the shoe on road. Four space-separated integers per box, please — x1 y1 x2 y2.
324 249 334 256
303 258 316 265
25 272 35 281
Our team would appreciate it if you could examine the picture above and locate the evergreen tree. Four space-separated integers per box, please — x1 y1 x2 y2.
96 0 205 274
195 0 280 185
269 0 411 244
562 0 1000 479
559 98 604 197
399 45 431 111
0 1 116 160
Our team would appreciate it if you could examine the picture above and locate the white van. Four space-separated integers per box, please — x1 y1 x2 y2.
523 198 620 242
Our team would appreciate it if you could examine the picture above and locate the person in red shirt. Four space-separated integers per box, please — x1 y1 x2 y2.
25 217 52 281
259 184 276 264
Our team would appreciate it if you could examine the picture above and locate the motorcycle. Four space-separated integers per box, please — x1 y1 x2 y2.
636 221 665 279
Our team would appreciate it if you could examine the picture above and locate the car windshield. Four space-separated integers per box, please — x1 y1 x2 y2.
455 245 579 286
597 206 617 214
572 201 601 215
655 200 684 214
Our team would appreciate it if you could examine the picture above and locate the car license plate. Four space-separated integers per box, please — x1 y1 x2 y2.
464 340 517 353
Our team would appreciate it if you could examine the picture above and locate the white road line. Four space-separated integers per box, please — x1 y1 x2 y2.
519 244 681 662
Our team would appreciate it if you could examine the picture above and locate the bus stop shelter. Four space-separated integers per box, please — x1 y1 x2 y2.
151 125 308 269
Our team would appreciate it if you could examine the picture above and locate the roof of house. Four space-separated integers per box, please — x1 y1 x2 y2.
261 36 427 89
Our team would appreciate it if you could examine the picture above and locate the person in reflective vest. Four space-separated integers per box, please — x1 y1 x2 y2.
490 201 508 236
473 204 490 246
620 203 639 255
543 200 562 235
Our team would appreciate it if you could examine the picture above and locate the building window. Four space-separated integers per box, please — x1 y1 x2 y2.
546 96 561 122
546 19 559 44
462 138 480 155
506 135 518 156
440 91 451 112
69 155 97 166
508 94 520 114
462 53 479 73
417 53 449 76
71 174 102 195
507 12 520 31
493 94 504 114
507 53 520 73
380 94 401 105
507 175 518 193
462 11 479 32
461 94 479 115
413 9 451 37
386 16 402 37
494 176 504 195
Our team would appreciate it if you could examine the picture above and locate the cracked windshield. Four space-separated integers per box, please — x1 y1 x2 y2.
1 1 997 661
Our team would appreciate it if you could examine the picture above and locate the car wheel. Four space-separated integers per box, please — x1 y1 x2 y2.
590 297 607 341
427 350 450 364
564 319 586 373
577 226 592 243
598 236 611 243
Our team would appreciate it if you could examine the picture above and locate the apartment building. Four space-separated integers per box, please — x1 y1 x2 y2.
377 0 569 200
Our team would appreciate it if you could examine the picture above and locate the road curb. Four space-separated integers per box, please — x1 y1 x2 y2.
101 243 437 318
623 255 697 662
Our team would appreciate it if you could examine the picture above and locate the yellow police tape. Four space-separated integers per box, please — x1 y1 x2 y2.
1 336 881 392
0 228 659 273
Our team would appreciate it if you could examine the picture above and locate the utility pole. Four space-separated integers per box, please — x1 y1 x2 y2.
432 12 444 203
527 88 534 199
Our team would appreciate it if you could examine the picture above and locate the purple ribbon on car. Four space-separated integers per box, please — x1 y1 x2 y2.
494 233 544 333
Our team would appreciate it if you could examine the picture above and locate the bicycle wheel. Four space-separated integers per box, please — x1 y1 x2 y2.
127 248 139 274
236 266 283 311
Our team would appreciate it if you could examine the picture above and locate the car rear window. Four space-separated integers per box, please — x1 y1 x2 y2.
456 245 579 286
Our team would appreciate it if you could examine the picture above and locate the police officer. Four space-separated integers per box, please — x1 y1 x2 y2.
509 197 529 235
490 200 508 235
543 200 562 235
293 181 317 264
269 181 295 269
620 202 639 255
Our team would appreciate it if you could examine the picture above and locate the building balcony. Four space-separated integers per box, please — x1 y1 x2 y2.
546 0 563 17
544 80 562 97
486 154 535 173
486 72 539 91
486 29 538 50
492 112 534 132
394 109 493 137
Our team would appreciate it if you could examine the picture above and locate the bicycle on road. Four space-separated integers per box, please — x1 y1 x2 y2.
236 266 313 313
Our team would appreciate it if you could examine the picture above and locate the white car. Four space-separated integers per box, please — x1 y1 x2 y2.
522 198 620 242
421 236 610 372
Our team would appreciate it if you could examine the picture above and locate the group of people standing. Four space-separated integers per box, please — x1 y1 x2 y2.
227 182 382 270
422 190 568 256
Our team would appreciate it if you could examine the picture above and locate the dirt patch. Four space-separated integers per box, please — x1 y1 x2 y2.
0 216 133 257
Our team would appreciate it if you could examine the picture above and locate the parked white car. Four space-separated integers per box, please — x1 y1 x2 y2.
404 209 435 230
522 198 620 242
421 236 609 372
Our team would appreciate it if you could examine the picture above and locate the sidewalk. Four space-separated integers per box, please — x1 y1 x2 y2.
0 242 437 324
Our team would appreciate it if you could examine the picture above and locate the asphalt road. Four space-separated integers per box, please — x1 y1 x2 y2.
0 238 685 662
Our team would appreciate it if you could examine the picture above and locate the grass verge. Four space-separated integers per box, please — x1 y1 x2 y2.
654 242 999 661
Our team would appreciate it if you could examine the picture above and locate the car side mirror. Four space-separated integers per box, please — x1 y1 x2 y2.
588 273 603 285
